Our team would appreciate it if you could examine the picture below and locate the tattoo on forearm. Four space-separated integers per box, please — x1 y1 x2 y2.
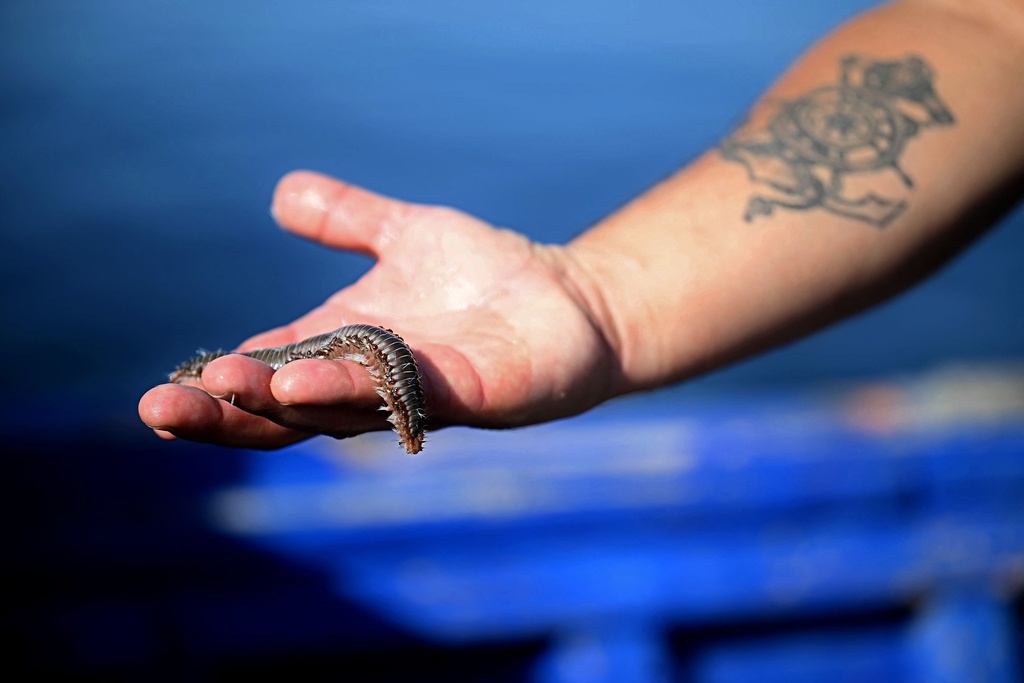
719 55 955 227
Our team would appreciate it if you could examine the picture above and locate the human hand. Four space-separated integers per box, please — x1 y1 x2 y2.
139 171 620 449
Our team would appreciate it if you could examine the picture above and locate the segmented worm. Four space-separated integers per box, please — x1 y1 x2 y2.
170 324 426 454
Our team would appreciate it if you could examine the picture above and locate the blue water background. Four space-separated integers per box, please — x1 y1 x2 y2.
4 3 1024 677
1 0 1021 432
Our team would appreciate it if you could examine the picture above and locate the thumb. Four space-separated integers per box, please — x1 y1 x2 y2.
271 170 412 258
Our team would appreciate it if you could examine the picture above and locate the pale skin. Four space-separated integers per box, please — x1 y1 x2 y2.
139 0 1024 450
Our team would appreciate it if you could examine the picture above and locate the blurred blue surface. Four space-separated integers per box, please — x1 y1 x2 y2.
5 372 1024 680
2 1 1023 680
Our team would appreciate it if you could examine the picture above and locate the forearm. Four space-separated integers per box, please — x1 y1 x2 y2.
567 0 1024 395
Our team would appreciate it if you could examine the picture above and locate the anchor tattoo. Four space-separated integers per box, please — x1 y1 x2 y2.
720 54 955 227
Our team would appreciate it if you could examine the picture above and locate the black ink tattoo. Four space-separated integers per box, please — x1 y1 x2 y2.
720 55 955 227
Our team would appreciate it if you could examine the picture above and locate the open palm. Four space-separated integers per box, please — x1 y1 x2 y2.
139 171 618 449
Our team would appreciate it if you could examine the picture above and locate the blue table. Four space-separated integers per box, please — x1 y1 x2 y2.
6 370 1024 681
206 372 1024 681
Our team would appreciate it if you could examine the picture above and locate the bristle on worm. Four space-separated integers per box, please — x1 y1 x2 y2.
169 324 426 454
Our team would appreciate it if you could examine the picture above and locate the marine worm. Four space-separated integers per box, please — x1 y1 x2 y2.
170 324 426 454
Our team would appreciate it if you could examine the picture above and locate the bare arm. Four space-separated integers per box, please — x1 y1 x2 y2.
569 0 1024 395
139 0 1024 449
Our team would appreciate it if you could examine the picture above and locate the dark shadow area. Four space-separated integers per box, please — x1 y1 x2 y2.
0 404 542 681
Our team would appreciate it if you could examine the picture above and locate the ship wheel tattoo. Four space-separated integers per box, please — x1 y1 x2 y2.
720 55 955 227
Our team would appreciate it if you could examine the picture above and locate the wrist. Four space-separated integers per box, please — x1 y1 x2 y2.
559 237 659 398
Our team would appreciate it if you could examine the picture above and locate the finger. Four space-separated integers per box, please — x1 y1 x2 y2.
199 354 280 414
203 355 395 437
269 357 375 405
140 357 372 448
271 170 415 257
139 382 303 450
271 359 398 437
202 355 379 410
